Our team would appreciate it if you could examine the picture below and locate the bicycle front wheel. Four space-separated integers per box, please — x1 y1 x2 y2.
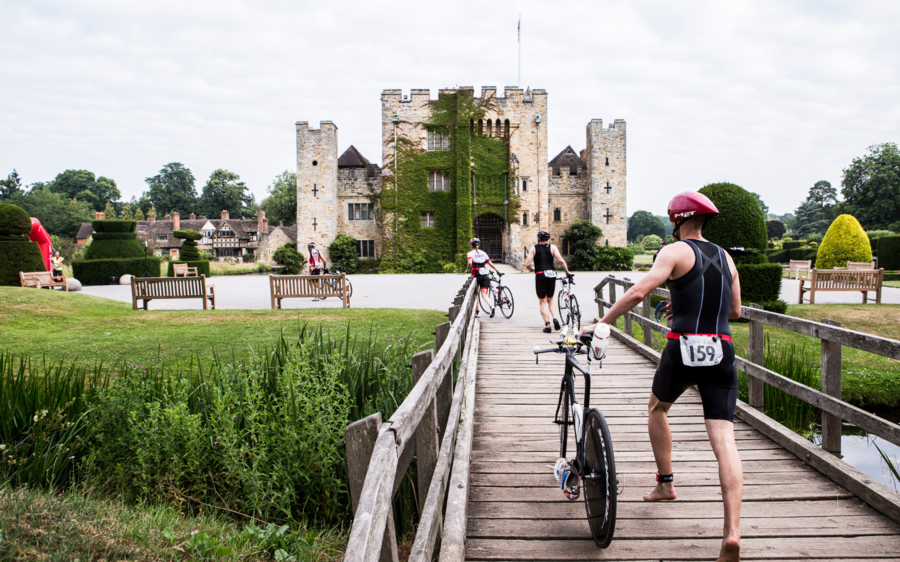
583 408 616 548
346 279 353 299
569 295 581 331
478 284 495 314
498 286 515 319
557 289 567 317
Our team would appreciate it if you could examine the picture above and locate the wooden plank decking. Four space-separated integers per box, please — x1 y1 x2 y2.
466 322 900 561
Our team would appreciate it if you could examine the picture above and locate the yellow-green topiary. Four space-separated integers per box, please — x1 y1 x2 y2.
815 214 872 270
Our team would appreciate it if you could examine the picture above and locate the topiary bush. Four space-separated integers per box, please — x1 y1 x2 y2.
815 214 872 270
783 241 802 250
84 220 143 260
641 234 662 251
174 230 202 262
730 250 768 265
877 235 900 270
167 260 210 277
273 242 305 275
736 263 783 303
92 220 137 234
698 183 767 250
73 257 161 285
0 203 45 285
173 230 202 241
594 247 634 271
328 233 360 274
628 244 644 255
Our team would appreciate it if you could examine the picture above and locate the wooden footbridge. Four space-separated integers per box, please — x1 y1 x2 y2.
344 277 900 562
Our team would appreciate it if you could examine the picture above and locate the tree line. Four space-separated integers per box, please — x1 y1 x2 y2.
626 142 900 242
0 164 299 238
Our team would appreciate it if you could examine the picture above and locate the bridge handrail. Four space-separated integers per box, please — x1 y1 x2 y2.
593 274 900 523
344 278 478 562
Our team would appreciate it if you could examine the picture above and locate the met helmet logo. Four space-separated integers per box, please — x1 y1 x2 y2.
673 211 696 219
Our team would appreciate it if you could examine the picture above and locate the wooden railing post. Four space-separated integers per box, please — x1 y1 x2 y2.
434 321 453 439
412 350 439 514
344 414 400 562
642 293 653 349
821 318 843 456
748 303 765 410
622 278 633 336
608 280 617 319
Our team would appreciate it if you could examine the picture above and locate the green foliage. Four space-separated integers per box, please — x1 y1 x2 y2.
594 246 634 271
328 233 360 274
752 299 788 315
628 243 644 255
736 263 782 303
815 214 872 269
877 235 900 270
0 203 32 236
641 234 662 251
698 182 767 250
783 240 802 250
358 258 382 273
564 219 604 271
273 242 305 274
145 163 197 217
766 220 786 240
0 239 46 285
173 229 202 241
166 260 210 277
749 192 769 216
47 169 121 212
793 181 839 238
0 169 24 199
91 219 136 233
73 258 161 285
198 169 251 219
198 249 214 261
262 171 298 227
91 232 135 241
806 232 824 243
730 250 769 265
83 235 144 260
627 210 665 242
2 188 93 238
50 235 79 263
841 143 900 230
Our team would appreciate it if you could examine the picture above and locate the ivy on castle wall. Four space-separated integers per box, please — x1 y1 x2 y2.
379 89 518 273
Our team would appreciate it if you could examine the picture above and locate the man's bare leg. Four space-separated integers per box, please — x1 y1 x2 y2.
539 298 551 324
706 419 742 562
644 393 677 501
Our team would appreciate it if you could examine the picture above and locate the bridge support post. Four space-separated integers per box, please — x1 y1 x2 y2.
412 350 440 516
821 318 843 456
344 413 400 562
748 303 765 410
435 321 453 440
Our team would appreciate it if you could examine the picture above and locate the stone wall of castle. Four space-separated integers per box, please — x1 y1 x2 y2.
548 168 591 251
336 169 382 258
586 119 627 247
296 121 339 262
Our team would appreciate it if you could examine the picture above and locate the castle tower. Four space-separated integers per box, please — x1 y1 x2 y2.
296 121 339 260
586 119 627 247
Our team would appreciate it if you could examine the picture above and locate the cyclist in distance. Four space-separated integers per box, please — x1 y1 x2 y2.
466 237 502 317
578 192 743 562
307 242 327 301
523 230 570 333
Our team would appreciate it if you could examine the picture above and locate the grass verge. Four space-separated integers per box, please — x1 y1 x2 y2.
0 287 445 368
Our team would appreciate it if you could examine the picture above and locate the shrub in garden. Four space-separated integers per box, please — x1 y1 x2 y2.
564 219 604 271
730 250 768 265
167 230 209 276
877 235 900 270
594 246 634 271
83 221 144 260
783 241 802 250
328 233 360 274
0 203 45 285
736 263 783 303
641 234 662 251
628 244 644 255
273 242 305 274
815 214 872 270
698 182 767 250
242 251 255 263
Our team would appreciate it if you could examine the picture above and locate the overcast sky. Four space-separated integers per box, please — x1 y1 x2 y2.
2 0 899 216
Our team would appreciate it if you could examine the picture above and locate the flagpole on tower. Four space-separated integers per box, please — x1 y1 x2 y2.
518 15 521 87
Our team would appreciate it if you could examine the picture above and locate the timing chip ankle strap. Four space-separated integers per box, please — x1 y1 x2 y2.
656 472 674 483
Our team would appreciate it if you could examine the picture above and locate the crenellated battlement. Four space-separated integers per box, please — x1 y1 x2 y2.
296 121 338 134
379 86 546 104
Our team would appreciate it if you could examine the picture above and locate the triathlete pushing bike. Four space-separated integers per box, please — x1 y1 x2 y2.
466 237 502 318
579 192 743 562
523 230 570 333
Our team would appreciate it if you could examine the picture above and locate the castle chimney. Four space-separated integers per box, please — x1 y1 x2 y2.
190 213 196 220
257 209 267 233
279 221 284 227
173 212 180 231
221 210 229 220
149 211 156 225
95 211 105 220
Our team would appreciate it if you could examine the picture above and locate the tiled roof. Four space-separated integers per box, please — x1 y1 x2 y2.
549 146 587 175
338 145 381 177
76 223 93 240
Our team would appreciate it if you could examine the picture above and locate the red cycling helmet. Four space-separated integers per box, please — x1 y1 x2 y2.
667 192 718 238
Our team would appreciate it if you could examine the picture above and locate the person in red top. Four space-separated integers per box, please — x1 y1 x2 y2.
465 238 502 318
307 242 328 301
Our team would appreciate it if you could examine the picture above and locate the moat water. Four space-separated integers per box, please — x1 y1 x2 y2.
809 410 900 491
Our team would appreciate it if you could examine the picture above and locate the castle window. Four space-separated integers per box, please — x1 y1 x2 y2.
356 239 376 259
522 180 527 192
553 208 561 222
562 238 569 255
421 212 435 228
486 120 492 137
428 171 450 191
348 203 374 221
427 130 449 151
504 119 510 136
495 119 501 137
522 212 528 226
156 234 168 242
478 120 483 136
348 169 357 179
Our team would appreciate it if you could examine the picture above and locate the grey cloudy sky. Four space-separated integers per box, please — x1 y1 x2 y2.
2 0 898 216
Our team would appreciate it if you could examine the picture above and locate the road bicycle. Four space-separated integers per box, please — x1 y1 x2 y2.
534 328 617 548
556 274 581 330
477 272 515 319
328 267 353 299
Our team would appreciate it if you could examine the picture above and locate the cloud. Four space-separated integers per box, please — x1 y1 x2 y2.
1 0 898 215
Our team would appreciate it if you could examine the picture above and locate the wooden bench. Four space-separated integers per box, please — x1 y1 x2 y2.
172 263 198 277
269 274 350 309
19 271 67 291
131 276 216 310
786 259 812 279
799 268 883 304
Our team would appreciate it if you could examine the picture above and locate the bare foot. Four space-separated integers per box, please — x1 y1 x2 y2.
642 483 676 501
716 536 740 562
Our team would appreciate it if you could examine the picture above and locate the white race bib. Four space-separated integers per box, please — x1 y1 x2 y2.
678 335 724 367
543 270 557 279
477 268 488 276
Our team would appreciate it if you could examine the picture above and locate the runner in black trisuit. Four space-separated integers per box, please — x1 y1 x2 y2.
522 230 570 333
579 192 743 562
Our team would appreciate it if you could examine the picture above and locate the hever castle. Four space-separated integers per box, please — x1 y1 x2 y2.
296 86 627 267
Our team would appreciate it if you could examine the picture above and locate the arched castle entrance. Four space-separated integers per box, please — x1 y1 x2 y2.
474 213 504 259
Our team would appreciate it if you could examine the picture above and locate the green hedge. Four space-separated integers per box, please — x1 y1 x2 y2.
73 257 161 286
877 235 900 270
736 263 782 303
883 272 899 282
731 251 768 265
595 246 634 271
83 237 144 260
0 203 32 236
765 248 817 264
91 220 136 233
698 183 767 250
359 259 382 273
0 239 46 286
91 232 137 241
173 230 202 241
783 241 802 250
167 260 210 277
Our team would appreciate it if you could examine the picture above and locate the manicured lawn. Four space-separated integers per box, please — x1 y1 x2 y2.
633 253 653 264
614 303 900 411
0 287 446 368
884 280 900 288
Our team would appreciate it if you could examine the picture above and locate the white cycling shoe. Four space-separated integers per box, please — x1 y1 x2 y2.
553 458 580 501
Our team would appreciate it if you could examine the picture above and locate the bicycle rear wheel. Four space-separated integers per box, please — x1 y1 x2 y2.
498 286 515 319
557 289 567 317
478 284 495 314
569 295 581 331
582 408 616 548
346 279 353 299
